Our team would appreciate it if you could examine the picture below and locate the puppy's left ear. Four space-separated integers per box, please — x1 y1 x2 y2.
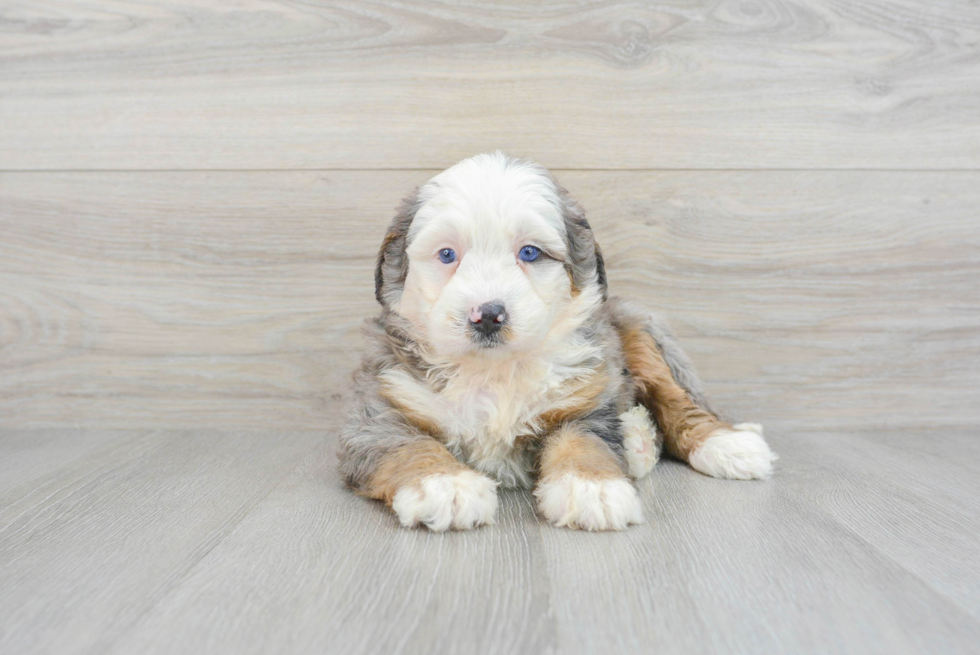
553 182 608 301
593 240 608 296
375 189 421 308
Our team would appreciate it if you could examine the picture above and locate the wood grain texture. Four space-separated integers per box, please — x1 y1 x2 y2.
780 429 980 620
2 170 978 431
542 446 980 654
107 439 555 655
0 429 327 655
2 0 980 170
3 1 978 652
2 425 979 655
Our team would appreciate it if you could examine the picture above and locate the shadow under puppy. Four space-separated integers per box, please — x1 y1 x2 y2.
339 152 776 531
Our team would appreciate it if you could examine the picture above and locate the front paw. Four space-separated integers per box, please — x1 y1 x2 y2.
391 470 498 531
534 474 643 531
689 424 777 480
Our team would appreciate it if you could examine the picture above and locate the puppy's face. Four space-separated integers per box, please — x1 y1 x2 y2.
375 153 605 360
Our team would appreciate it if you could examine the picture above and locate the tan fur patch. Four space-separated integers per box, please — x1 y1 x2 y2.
565 265 581 296
378 380 444 438
379 228 399 255
618 326 729 461
538 424 625 482
363 439 465 504
536 370 610 434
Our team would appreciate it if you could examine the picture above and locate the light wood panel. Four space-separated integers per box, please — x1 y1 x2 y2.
107 436 555 655
2 170 978 431
541 434 980 654
1 426 978 655
2 2 978 653
0 428 326 655
2 1 979 170
781 429 980 619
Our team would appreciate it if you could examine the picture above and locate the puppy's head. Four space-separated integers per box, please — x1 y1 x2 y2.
375 152 606 359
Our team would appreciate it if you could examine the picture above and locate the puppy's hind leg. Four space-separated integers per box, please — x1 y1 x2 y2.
620 404 660 479
608 298 777 480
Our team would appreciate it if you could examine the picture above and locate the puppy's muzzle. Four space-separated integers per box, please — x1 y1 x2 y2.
469 302 507 339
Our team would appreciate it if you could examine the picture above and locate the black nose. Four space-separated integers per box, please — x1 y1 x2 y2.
470 302 507 337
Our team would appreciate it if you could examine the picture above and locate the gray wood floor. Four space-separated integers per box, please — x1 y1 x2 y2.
3 0 980 653
2 421 980 654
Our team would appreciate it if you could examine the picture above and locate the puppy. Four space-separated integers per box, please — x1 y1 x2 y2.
339 153 776 531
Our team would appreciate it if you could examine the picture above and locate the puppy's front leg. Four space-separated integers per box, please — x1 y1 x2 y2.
341 428 498 531
533 424 643 531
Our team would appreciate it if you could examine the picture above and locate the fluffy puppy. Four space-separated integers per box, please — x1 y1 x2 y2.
339 152 776 531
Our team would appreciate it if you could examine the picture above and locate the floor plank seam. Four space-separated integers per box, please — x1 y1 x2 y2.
777 476 980 627
0 431 163 541
100 435 333 652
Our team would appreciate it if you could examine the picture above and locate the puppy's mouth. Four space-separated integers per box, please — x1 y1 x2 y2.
466 301 509 348
470 330 505 348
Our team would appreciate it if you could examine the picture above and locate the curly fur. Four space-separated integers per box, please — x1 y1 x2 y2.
339 152 775 531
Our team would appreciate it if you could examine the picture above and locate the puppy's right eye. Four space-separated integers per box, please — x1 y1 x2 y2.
438 248 457 264
519 245 540 262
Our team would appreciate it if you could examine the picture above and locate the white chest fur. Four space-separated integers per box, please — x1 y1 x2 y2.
379 353 598 488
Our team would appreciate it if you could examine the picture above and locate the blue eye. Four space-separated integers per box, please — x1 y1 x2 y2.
438 248 456 264
519 245 540 262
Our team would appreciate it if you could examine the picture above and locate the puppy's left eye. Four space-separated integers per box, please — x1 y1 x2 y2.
519 245 540 262
438 248 456 264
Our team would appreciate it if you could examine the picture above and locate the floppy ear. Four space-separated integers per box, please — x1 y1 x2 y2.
374 190 421 307
552 181 609 301
593 241 608 294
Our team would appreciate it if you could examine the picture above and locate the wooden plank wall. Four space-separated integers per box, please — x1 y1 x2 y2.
1 1 978 432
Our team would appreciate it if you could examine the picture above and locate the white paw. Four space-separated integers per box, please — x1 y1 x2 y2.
534 474 643 531
689 426 777 480
733 422 764 437
391 470 498 531
620 405 660 479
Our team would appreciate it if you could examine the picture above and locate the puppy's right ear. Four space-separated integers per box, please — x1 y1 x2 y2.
374 190 421 307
